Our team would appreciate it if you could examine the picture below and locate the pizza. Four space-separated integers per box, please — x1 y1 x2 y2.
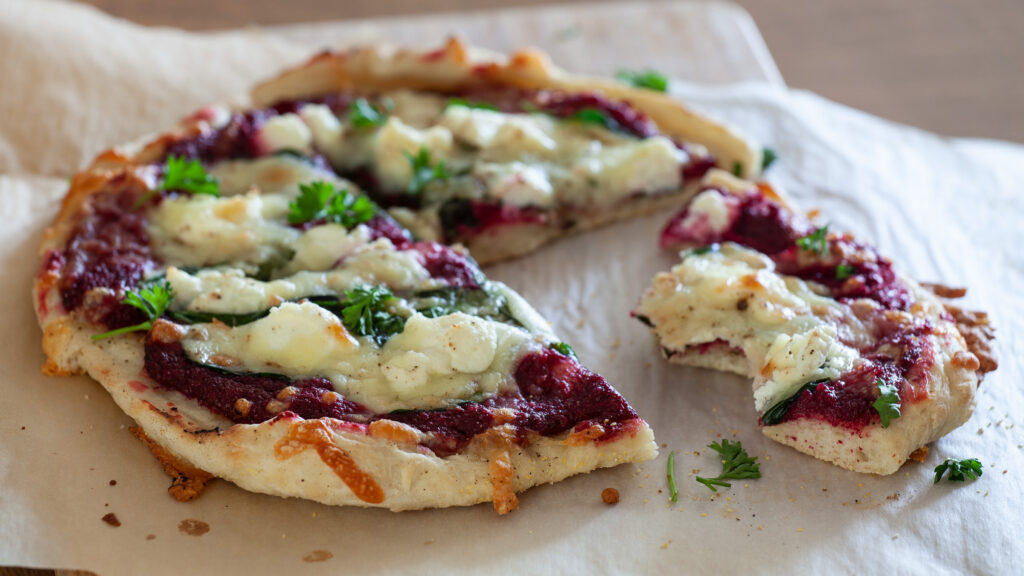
36 38 826 512
242 38 763 264
634 169 997 474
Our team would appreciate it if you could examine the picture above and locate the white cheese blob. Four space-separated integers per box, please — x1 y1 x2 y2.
568 136 683 205
149 192 298 267
372 117 454 191
474 162 556 207
256 113 313 154
165 239 436 314
182 305 538 413
679 188 739 234
635 243 869 414
440 106 558 157
282 224 371 274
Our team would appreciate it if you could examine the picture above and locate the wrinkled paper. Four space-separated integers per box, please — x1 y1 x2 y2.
1 1 1021 575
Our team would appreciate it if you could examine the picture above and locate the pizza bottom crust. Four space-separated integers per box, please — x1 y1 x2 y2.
40 312 658 511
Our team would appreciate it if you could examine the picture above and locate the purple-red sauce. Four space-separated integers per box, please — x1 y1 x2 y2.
54 182 157 328
660 187 913 311
145 340 366 424
439 199 549 242
409 242 482 289
144 341 638 457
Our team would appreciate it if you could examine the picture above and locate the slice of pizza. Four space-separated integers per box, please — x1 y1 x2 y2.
101 38 761 265
634 170 996 474
35 151 656 513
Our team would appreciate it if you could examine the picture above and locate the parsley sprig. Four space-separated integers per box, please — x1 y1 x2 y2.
404 147 451 195
92 282 173 340
835 263 855 279
615 68 669 92
872 379 902 428
667 451 679 502
550 342 578 360
796 225 830 255
569 107 618 131
761 147 778 170
446 98 499 111
133 155 220 210
933 458 984 484
349 98 389 128
288 180 376 228
695 439 761 492
337 285 405 345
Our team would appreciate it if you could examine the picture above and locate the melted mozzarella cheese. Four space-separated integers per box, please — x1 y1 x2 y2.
256 113 313 154
183 304 538 412
635 243 867 413
271 91 690 208
373 117 454 190
166 238 436 314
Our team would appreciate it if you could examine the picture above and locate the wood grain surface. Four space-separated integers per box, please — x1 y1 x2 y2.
76 0 1024 143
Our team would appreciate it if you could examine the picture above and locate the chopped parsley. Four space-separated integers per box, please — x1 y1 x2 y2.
872 379 902 428
760 380 826 426
550 342 578 360
337 285 405 346
835 263 855 279
287 180 376 228
933 458 983 484
796 225 830 255
732 161 744 177
348 97 388 128
92 282 173 340
695 439 761 492
569 107 617 131
445 98 499 111
761 147 778 170
615 68 669 92
133 155 219 210
404 147 451 195
667 451 679 502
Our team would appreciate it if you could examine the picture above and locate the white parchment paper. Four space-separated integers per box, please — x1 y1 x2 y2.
1 1 1021 574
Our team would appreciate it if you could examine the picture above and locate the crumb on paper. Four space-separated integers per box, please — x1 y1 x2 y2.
602 488 620 504
146 534 156 541
178 519 210 536
302 550 334 563
101 513 120 527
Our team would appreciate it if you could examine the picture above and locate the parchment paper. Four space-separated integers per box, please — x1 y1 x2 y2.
2 1 1021 575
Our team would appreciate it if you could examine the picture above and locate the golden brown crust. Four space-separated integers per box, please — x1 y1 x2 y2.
922 283 998 378
129 426 214 502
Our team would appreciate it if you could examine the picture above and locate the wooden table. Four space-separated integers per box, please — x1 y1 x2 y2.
76 0 1024 143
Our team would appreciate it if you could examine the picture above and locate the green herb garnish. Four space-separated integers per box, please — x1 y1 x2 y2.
287 180 376 228
762 147 778 170
615 68 669 92
349 97 388 128
872 379 902 428
337 285 405 345
760 380 827 426
695 439 761 492
550 342 578 360
404 147 451 195
91 282 173 340
796 225 829 255
667 451 679 502
569 107 616 131
732 161 744 177
933 458 983 484
835 263 855 279
133 155 219 210
445 98 499 111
